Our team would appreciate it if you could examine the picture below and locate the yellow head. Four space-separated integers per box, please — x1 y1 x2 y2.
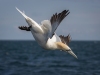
55 42 77 59
55 42 70 50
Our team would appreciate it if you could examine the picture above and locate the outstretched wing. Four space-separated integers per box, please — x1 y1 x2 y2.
41 10 70 41
50 10 70 38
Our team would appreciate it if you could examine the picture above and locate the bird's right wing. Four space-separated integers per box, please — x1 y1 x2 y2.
40 20 51 41
49 10 70 38
41 10 70 42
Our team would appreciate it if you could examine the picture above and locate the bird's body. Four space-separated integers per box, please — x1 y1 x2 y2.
16 7 77 58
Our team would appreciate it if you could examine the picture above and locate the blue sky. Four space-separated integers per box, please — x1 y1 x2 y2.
0 0 100 41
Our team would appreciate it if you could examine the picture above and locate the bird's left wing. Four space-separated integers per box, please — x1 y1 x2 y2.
18 26 31 31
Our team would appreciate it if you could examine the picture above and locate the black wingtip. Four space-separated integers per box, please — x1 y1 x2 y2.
59 34 71 45
50 9 70 25
50 9 70 38
18 26 31 31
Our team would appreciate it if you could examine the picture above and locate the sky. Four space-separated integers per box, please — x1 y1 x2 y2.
0 0 100 41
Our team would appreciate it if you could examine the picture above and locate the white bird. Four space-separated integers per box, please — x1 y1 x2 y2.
16 7 77 59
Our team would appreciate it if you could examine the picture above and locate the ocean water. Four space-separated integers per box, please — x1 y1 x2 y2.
0 40 100 75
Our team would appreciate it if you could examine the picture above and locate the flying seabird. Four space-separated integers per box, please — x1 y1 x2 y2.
16 7 77 58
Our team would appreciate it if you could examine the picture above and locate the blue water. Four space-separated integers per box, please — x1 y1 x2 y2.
0 41 100 75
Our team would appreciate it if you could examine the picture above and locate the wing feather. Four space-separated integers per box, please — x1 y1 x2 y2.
18 26 31 31
40 10 70 42
50 10 70 38
59 34 71 45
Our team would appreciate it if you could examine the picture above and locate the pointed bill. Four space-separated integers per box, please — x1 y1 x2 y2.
67 50 78 59
16 7 28 19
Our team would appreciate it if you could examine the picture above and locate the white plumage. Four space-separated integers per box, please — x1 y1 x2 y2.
16 7 77 59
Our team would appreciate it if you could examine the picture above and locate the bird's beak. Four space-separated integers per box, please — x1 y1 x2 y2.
56 42 78 59
67 49 78 59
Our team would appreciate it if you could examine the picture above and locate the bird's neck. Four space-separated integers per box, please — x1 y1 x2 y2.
55 42 70 50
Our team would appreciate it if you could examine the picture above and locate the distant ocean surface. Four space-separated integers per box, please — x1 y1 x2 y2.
0 40 100 75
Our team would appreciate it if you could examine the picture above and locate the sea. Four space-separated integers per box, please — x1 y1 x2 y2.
0 40 100 75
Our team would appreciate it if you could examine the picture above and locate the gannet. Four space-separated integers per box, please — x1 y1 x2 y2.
16 7 77 58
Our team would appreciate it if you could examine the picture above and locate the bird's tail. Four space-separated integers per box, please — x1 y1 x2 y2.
16 7 28 19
